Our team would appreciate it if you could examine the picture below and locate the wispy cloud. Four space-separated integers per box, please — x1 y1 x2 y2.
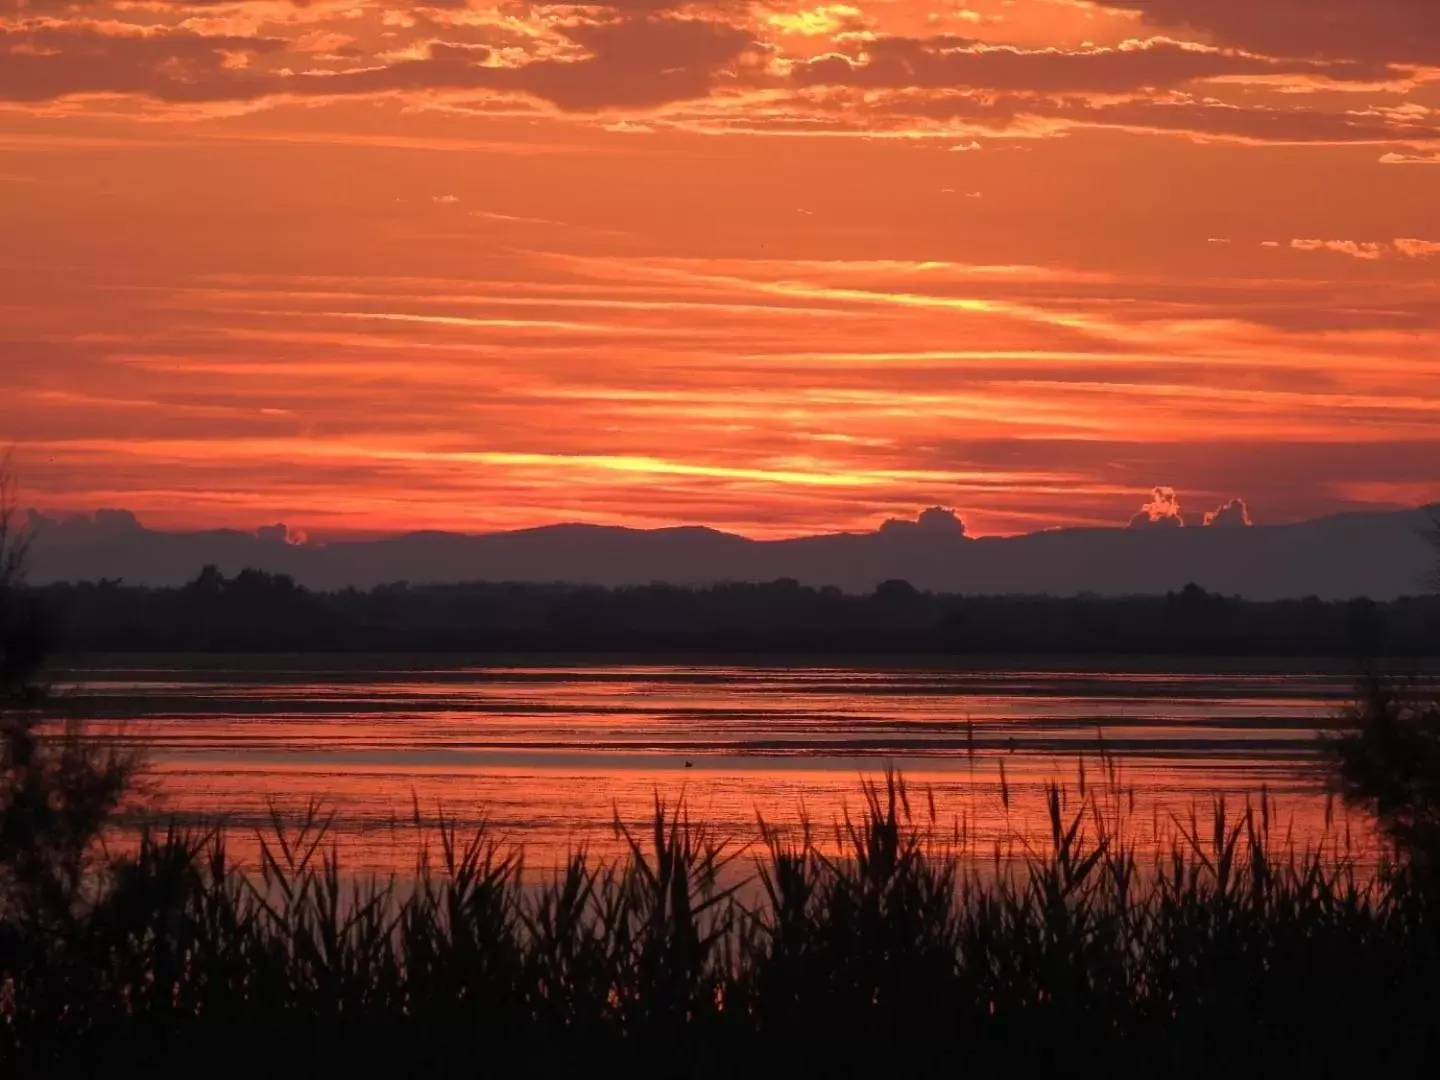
1290 237 1440 259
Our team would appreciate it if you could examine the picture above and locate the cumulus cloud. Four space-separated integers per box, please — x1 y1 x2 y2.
878 505 967 537
23 508 146 543
1203 499 1253 527
1129 487 1185 529
92 509 144 534
23 509 58 536
257 523 307 546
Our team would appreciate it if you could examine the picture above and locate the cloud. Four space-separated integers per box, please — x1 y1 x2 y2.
1203 499 1253 527
790 36 1394 95
23 509 59 537
257 523 307 545
1102 0 1440 66
1380 151 1440 165
1129 486 1185 529
1290 238 1440 260
0 24 285 104
878 505 967 537
0 16 755 111
24 508 146 544
92 508 144 534
860 89 1440 147
1290 239 1386 260
1394 238 1440 258
3 10 1435 148
285 20 756 111
492 17 755 111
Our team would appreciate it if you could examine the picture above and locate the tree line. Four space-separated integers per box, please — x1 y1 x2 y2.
26 569 1440 655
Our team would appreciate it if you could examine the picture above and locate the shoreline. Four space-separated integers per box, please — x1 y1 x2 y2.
52 651 1440 675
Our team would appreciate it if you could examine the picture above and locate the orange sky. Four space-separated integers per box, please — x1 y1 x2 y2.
3 0 1439 539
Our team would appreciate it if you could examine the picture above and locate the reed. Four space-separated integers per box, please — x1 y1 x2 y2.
2 766 1437 1077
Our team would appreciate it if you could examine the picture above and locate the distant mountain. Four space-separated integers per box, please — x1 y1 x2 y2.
22 505 1440 601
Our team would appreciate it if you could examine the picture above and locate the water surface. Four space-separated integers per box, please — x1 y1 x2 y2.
55 657 1381 871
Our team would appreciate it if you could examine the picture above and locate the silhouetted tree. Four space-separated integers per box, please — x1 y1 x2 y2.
874 579 920 603
1331 677 1440 873
187 563 225 597
1329 516 1440 877
1 471 139 931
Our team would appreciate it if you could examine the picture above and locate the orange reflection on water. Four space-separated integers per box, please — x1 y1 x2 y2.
55 660 1378 873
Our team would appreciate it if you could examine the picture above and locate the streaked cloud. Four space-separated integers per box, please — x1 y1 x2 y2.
2 0 1438 538
791 36 1400 93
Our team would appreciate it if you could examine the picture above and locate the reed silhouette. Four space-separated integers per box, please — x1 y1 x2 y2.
2 769 1438 1077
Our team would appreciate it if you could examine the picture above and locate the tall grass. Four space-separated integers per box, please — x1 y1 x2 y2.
2 769 1437 1077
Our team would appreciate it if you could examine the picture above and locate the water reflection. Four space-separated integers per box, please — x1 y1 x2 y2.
51 660 1377 872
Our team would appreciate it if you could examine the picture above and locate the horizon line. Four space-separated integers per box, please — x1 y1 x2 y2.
22 499 1440 549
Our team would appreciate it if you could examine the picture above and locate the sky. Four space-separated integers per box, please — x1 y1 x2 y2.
3 0 1439 540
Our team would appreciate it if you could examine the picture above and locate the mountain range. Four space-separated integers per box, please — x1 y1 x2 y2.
22 504 1439 601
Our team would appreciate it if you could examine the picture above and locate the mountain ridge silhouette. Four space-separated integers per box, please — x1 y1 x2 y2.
23 504 1439 601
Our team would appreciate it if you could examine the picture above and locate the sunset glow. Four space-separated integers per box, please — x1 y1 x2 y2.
4 0 1439 538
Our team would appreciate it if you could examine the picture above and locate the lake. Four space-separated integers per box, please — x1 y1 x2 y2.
53 656 1391 872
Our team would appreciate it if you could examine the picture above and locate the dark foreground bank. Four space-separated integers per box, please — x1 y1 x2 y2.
2 774 1437 1079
